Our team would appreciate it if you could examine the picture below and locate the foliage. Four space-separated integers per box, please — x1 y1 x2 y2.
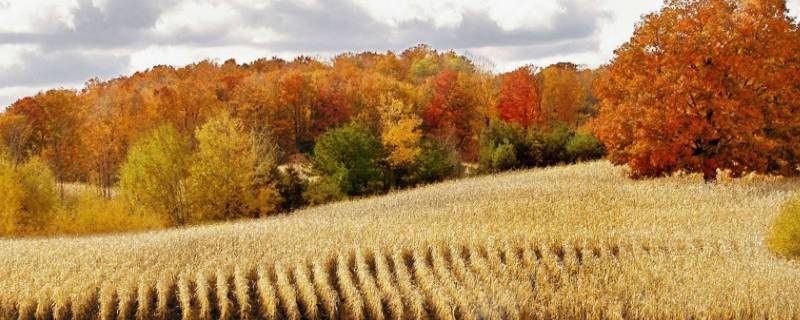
0 155 25 235
0 155 58 236
0 113 33 164
310 122 387 196
594 0 800 181
533 124 574 166
49 192 165 236
540 63 587 126
303 177 347 206
403 138 463 186
276 167 308 212
423 69 478 158
379 96 422 167
479 121 533 171
119 124 192 225
496 66 542 129
769 196 800 258
188 112 282 221
491 143 518 172
6 90 83 190
566 132 606 162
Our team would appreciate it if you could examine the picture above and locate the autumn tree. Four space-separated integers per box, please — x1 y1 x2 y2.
496 66 542 129
187 113 281 221
312 72 351 135
595 0 800 181
379 96 423 167
0 113 33 164
0 155 58 235
7 90 83 198
119 124 192 225
278 70 315 151
423 69 479 158
540 63 585 126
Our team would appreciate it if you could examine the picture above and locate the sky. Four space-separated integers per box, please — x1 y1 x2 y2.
0 0 799 108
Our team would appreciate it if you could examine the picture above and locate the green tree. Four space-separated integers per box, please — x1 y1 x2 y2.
405 138 463 185
120 124 192 225
565 133 605 162
311 122 386 196
187 113 281 221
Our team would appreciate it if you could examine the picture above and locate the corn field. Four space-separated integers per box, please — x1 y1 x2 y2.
2 161 800 319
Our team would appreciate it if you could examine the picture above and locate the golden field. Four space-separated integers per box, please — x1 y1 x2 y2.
1 161 800 319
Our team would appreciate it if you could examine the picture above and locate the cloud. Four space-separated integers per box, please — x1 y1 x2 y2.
0 0 661 108
0 49 129 88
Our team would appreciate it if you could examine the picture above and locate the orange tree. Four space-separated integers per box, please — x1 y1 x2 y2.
595 0 800 181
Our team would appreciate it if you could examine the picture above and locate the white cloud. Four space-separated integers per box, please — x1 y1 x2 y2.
0 83 83 108
0 44 37 69
351 0 565 30
153 0 239 35
0 0 78 33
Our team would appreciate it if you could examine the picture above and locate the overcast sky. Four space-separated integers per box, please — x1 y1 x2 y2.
1 0 799 108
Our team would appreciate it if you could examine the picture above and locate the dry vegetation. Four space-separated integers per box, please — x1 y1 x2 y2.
1 161 800 319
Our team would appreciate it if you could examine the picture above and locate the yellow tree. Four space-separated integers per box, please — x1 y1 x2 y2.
540 63 585 126
379 96 423 167
187 113 281 221
119 124 192 225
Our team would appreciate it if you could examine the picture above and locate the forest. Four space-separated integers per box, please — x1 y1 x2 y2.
0 44 605 235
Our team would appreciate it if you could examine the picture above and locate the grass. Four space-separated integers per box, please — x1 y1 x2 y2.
1 161 800 319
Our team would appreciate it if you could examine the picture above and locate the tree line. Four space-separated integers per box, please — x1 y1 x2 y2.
0 45 602 235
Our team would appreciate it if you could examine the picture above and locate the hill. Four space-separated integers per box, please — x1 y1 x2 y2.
1 161 800 319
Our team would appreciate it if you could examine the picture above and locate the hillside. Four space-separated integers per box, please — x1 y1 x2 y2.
2 161 800 319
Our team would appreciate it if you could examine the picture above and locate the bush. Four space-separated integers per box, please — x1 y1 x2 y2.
277 167 308 212
304 177 346 206
491 143 518 171
768 196 800 258
533 124 573 166
566 132 606 162
404 138 463 186
119 124 192 226
0 156 24 235
0 156 59 236
49 192 165 236
479 121 532 172
311 122 386 196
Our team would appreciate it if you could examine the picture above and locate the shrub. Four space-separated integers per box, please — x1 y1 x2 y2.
119 124 192 226
491 143 518 172
533 123 573 166
49 192 165 236
768 196 800 258
479 121 531 172
0 155 24 235
0 155 58 236
311 122 386 196
277 167 308 212
304 177 346 206
566 132 606 162
404 138 463 186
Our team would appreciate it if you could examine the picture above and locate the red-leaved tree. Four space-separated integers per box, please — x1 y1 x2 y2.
496 66 542 129
594 0 800 181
